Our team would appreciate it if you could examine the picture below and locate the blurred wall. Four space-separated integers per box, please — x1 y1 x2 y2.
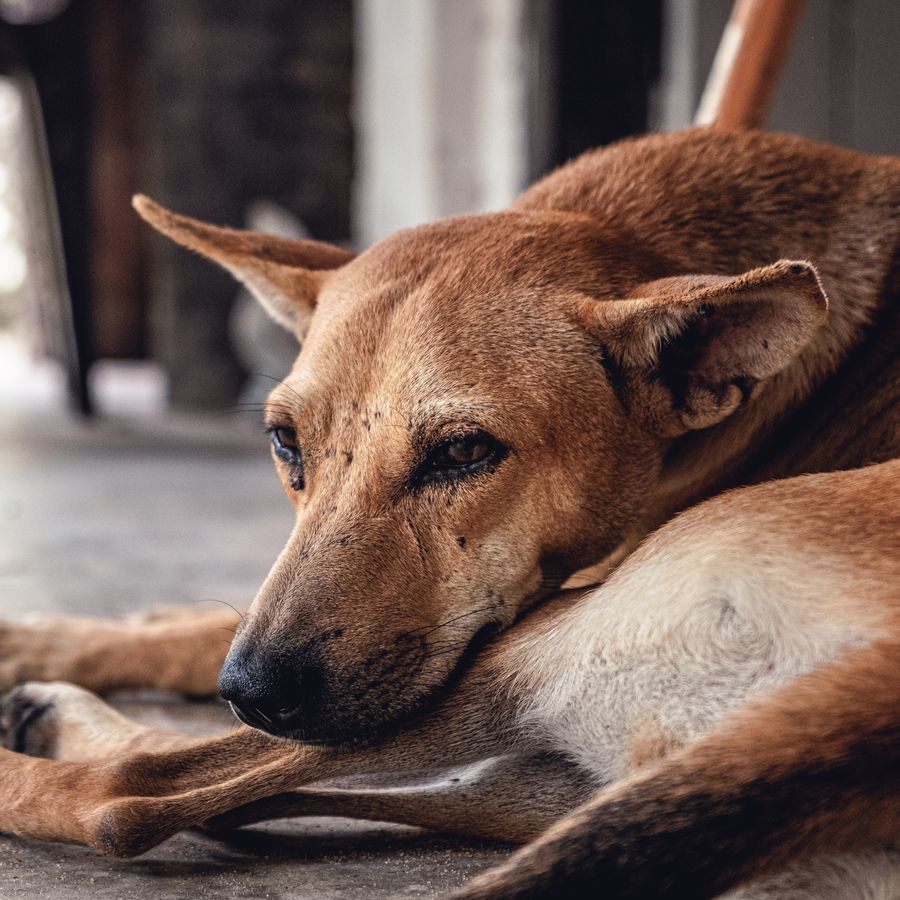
661 0 899 154
141 0 354 407
354 0 661 245
10 0 895 414
354 0 532 245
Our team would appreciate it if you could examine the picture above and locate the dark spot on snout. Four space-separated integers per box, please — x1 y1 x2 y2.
344 451 353 464
324 448 335 458
457 536 466 548
362 417 371 430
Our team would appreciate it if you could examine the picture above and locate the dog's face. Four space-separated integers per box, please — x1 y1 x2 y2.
135 196 826 743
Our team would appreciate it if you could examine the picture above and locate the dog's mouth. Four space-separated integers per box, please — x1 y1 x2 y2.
228 700 296 736
231 618 505 749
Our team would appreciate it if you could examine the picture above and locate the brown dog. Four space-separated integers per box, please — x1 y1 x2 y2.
0 128 897 898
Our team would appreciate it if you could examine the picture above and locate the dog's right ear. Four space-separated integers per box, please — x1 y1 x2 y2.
133 195 355 337
576 260 828 436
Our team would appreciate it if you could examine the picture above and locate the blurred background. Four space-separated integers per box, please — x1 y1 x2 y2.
0 0 896 416
0 3 896 892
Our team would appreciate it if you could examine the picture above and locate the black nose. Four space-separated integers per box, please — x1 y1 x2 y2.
218 642 321 735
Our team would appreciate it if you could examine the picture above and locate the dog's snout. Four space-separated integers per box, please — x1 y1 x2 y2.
218 642 322 736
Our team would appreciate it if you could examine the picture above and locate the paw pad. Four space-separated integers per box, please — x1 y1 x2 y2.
0 685 55 756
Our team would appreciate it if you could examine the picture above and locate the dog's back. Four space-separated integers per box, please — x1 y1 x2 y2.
517 129 899 295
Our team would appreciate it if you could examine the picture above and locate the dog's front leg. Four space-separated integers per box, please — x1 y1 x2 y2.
204 753 595 843
0 728 300 853
0 707 514 856
0 607 240 695
0 593 576 854
0 681 199 760
0 692 582 846
0 726 440 856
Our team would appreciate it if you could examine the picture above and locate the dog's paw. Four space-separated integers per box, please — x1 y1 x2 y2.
0 683 58 756
0 682 147 761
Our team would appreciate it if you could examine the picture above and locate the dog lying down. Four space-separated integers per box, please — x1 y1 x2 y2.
0 128 897 899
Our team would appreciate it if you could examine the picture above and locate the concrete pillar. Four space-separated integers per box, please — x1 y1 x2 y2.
354 0 533 246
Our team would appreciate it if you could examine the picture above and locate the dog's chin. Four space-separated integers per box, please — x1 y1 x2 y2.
230 707 358 748
232 619 505 749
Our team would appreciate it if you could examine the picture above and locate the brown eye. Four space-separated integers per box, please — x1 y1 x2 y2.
267 425 304 487
443 437 491 466
416 430 507 486
271 426 298 456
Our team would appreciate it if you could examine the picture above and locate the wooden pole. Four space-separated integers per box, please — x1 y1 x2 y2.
695 0 807 130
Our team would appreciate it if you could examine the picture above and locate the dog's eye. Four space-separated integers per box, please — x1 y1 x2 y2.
418 431 506 484
268 426 304 488
441 436 493 466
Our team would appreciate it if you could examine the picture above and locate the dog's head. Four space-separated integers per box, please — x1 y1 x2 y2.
135 195 826 744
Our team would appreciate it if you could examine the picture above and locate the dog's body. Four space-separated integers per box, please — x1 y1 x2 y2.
0 129 897 898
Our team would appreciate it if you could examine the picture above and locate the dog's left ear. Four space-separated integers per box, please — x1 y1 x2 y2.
585 260 828 435
133 195 355 337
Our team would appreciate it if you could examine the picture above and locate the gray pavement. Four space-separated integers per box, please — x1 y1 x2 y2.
0 412 507 898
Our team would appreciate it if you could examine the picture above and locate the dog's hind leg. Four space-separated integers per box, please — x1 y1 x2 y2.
203 753 595 843
451 638 900 900
447 462 900 900
0 606 240 695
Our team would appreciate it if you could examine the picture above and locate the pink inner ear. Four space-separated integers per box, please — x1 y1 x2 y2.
697 281 826 388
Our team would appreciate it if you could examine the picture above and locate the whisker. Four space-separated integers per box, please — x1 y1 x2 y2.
210 409 268 419
252 373 306 405
418 641 480 663
198 598 245 622
408 601 506 637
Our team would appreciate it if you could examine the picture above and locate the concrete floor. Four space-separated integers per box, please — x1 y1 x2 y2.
0 412 507 898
